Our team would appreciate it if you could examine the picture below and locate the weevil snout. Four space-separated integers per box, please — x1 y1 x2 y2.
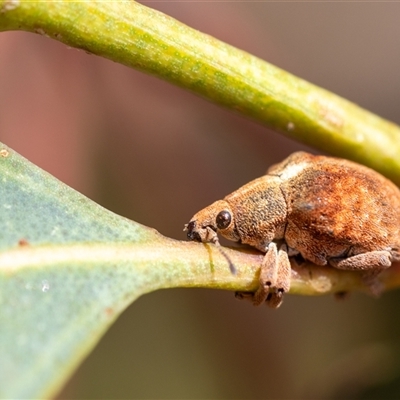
184 217 237 274
184 219 218 243
185 200 239 274
185 221 202 242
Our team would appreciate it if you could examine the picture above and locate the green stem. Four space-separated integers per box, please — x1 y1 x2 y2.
1 0 399 183
3 237 400 298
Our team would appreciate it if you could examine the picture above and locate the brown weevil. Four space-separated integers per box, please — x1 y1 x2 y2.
184 152 400 308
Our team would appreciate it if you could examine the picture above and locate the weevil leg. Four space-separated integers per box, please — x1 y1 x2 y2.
265 291 284 308
254 242 291 308
329 250 392 296
235 243 278 305
328 250 392 271
252 242 279 306
391 247 400 263
265 244 291 308
234 291 254 301
235 243 291 308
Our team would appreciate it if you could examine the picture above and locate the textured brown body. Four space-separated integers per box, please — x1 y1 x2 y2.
185 152 400 307
278 153 400 266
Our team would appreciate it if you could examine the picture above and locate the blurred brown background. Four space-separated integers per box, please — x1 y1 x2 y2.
1 2 400 399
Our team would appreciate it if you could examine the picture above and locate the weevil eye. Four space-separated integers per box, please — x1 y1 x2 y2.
216 210 232 230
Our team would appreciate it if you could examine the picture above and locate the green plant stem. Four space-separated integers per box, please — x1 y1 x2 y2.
3 237 400 298
1 0 399 183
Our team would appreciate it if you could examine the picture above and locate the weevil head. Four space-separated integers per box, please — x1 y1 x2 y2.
184 200 240 244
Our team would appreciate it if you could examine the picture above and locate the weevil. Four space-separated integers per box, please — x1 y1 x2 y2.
184 152 400 308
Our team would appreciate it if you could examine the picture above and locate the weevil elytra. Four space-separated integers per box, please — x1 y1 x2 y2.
184 152 400 308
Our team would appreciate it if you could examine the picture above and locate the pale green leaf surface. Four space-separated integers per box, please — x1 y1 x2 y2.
0 143 157 397
0 143 263 398
0 150 153 250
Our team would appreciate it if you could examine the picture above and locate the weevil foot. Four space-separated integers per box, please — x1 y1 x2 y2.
235 291 254 301
265 290 284 308
235 289 284 308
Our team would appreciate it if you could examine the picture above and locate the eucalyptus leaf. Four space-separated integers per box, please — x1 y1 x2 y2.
0 143 262 398
0 143 159 397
